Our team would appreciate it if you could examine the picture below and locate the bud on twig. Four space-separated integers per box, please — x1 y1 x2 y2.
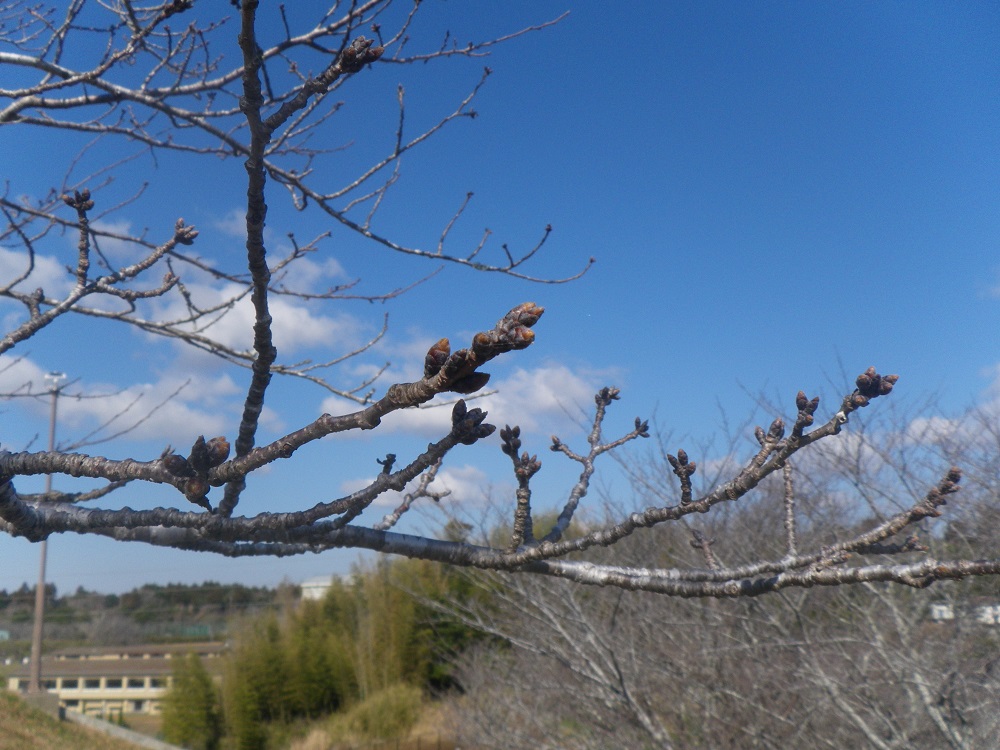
162 452 194 478
449 372 491 394
667 449 697 504
451 400 495 445
424 338 451 378
500 425 522 457
188 436 228 472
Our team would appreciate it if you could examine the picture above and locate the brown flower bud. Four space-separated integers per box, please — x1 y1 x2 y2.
471 331 494 356
184 476 210 503
768 418 785 441
424 338 451 378
162 453 194 478
204 436 230 468
510 327 535 349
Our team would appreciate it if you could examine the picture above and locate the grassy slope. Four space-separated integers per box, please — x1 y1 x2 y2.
0 692 138 750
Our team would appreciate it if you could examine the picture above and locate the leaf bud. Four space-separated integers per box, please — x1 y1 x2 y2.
449 371 491 394
188 435 211 472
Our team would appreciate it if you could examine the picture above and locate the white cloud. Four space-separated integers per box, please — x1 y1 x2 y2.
89 219 144 262
211 209 348 290
0 353 241 449
476 364 600 433
320 362 603 438
339 463 489 508
0 246 72 297
903 415 963 446
272 254 347 293
151 281 367 355
0 353 49 396
212 208 248 239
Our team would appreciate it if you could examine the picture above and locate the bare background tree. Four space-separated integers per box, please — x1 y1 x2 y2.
1 1 999 601
447 405 1000 749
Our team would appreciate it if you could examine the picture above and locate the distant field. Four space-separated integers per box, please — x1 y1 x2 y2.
0 692 137 750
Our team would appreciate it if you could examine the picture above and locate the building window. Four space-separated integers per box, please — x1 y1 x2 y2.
64 700 79 708
150 677 167 688
43 680 57 690
61 679 79 689
106 678 123 689
132 700 145 712
84 678 101 689
17 680 29 691
127 678 145 688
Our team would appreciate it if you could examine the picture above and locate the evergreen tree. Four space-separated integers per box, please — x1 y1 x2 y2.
161 653 222 750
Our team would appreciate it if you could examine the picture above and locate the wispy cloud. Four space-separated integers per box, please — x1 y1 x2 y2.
0 246 72 298
150 280 369 355
339 463 490 508
321 362 607 439
0 353 242 449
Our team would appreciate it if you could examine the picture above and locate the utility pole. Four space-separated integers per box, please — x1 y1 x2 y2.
28 371 65 695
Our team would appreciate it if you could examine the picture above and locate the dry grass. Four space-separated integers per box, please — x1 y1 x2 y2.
0 692 138 750
286 697 460 750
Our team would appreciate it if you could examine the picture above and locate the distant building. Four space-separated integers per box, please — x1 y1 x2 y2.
0 629 9 641
300 575 337 601
976 604 1000 625
929 601 1000 626
4 642 225 716
930 603 955 621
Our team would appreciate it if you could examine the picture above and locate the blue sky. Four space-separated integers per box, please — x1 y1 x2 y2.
2 1 999 593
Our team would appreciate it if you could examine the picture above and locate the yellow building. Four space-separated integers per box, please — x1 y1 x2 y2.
4 642 225 716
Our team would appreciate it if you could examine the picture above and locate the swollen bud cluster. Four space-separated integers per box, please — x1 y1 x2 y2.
451 400 495 446
174 218 198 246
422 302 544 395
795 391 821 427
667 449 697 504
851 367 899 407
338 36 384 73
595 386 621 407
666 449 698 480
161 436 230 507
500 425 541 479
754 418 786 446
62 189 94 212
